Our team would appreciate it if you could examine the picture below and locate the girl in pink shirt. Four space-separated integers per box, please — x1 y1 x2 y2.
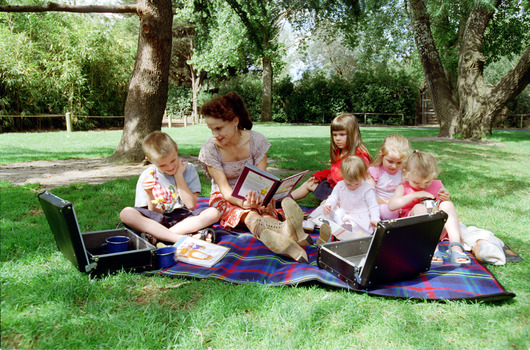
367 134 411 220
388 151 471 267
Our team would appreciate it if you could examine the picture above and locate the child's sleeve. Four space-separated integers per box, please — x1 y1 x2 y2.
356 149 371 166
183 165 201 194
325 182 341 209
365 188 380 221
134 169 150 207
367 166 383 183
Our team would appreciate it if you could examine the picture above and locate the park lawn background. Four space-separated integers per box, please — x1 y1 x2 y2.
0 125 528 349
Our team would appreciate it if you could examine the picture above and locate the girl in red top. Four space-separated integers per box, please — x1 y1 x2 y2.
291 113 371 202
388 151 471 267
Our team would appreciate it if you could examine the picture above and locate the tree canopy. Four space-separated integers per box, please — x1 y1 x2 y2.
1 0 528 149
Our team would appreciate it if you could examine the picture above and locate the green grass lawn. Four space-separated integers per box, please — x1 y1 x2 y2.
1 125 528 349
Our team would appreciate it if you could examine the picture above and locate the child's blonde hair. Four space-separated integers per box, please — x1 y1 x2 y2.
341 156 368 183
142 132 178 161
330 114 370 163
371 134 411 167
403 150 440 180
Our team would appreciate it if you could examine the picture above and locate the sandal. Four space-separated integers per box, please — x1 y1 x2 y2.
431 249 444 266
197 228 216 244
447 242 471 267
141 232 158 246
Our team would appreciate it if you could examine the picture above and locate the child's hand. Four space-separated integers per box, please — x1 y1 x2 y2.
438 188 450 202
142 174 156 192
370 221 378 229
175 159 187 177
323 204 332 215
308 176 320 187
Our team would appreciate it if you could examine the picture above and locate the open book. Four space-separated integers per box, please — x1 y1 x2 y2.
173 236 230 267
232 163 308 206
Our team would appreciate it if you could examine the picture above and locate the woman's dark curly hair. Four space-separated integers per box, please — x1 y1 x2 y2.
200 91 253 130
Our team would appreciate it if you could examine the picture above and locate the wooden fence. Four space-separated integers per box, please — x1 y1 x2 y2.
2 112 528 131
0 113 202 131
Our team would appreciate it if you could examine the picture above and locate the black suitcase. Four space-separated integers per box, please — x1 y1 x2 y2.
38 191 156 275
318 211 448 289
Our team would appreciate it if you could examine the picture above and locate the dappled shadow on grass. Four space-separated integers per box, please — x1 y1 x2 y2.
491 129 530 143
1 171 528 348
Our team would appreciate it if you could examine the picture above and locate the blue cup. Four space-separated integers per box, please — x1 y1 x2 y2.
157 246 177 269
101 236 130 253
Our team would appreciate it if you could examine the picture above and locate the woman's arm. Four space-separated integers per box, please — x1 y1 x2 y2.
206 163 265 211
207 165 245 207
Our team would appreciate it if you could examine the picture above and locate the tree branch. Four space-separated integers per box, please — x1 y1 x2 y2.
491 46 530 107
0 3 138 14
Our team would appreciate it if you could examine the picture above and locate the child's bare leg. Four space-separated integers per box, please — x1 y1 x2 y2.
290 178 318 200
168 207 220 235
438 201 467 263
120 207 186 243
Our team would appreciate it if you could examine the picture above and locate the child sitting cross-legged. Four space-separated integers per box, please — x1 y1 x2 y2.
120 132 221 245
388 150 471 266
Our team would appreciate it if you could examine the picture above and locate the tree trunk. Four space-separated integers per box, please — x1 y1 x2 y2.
111 0 173 163
408 0 530 140
456 1 496 139
261 54 273 122
407 0 459 137
457 1 530 139
190 66 201 125
189 38 201 125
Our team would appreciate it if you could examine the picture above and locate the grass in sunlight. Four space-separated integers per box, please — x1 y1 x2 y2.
1 126 528 349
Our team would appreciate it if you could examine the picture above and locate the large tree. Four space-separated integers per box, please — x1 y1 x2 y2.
0 0 173 163
407 0 530 139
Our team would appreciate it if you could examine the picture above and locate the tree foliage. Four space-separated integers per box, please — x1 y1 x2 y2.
0 8 137 119
282 69 419 124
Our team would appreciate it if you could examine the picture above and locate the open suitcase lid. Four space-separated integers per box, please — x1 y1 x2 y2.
359 211 448 288
38 191 92 272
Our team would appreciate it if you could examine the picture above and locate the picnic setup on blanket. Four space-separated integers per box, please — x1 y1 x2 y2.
39 193 517 302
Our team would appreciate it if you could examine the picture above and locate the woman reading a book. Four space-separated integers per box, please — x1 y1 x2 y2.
198 92 312 264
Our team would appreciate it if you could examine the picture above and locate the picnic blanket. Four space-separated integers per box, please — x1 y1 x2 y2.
155 198 515 302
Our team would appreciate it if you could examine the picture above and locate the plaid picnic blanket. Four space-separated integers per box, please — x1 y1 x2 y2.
155 198 515 301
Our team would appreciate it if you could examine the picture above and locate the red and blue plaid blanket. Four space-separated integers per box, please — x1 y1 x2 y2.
156 198 515 301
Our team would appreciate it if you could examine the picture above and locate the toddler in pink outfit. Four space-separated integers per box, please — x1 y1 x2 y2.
367 134 411 220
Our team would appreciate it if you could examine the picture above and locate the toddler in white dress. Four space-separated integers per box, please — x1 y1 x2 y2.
323 156 380 238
